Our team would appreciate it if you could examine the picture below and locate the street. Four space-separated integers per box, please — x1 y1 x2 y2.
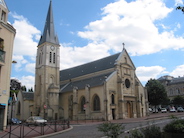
46 112 184 138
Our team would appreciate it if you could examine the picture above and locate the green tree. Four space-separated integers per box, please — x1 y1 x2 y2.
21 85 27 91
146 79 168 107
172 95 184 107
176 6 184 13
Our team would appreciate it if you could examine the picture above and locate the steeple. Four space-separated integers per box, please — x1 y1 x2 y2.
38 0 59 45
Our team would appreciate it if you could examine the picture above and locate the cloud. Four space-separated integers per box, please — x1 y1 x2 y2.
60 43 110 69
25 63 35 74
12 55 27 71
175 0 183 6
170 65 184 77
77 0 184 56
136 66 167 82
11 13 40 57
19 76 35 90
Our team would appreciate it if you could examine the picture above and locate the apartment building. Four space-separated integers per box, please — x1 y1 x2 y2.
0 0 16 130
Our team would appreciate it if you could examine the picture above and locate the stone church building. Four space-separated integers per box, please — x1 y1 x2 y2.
33 0 148 121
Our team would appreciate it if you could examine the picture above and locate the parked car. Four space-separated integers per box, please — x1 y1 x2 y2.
170 107 176 112
11 118 22 124
161 108 167 113
26 116 47 126
149 108 152 112
177 107 184 112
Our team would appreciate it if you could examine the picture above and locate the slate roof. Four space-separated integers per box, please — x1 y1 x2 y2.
60 53 120 81
157 75 174 81
22 92 34 101
38 0 59 45
60 72 113 93
169 77 184 85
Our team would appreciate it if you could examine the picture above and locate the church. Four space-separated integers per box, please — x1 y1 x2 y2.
33 0 148 121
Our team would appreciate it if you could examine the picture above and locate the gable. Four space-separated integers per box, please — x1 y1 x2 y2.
115 48 136 70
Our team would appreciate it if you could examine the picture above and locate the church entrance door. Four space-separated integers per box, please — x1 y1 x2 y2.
127 102 132 118
112 109 115 120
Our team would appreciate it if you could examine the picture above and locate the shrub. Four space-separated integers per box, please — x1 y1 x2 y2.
97 122 124 138
169 115 178 120
163 119 184 133
128 124 162 138
141 125 162 138
128 129 144 138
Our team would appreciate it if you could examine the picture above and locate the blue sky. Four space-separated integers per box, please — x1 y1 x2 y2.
5 0 184 89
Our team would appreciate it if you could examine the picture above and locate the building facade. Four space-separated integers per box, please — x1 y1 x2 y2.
0 0 16 130
33 0 148 121
158 75 184 100
59 50 148 120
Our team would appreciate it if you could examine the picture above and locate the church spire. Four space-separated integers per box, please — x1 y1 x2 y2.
38 0 59 45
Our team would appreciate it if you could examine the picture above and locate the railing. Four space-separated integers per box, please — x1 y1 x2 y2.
0 119 70 138
0 49 5 63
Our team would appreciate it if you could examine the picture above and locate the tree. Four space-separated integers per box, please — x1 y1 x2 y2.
10 79 21 97
28 87 33 92
176 6 184 13
21 85 27 91
146 79 168 107
172 95 184 107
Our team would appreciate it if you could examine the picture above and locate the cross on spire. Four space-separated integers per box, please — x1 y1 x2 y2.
122 43 125 49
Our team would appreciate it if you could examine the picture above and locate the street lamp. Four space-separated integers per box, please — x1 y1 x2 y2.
9 60 17 138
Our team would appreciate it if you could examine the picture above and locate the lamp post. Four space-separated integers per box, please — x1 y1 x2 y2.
9 60 17 138
9 93 15 138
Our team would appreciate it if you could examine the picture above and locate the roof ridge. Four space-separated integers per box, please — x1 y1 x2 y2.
61 52 120 71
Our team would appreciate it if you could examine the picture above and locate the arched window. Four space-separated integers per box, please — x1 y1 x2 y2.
80 96 85 112
111 94 115 104
69 95 73 107
93 95 100 111
53 53 56 63
39 53 42 65
17 101 21 114
49 52 52 63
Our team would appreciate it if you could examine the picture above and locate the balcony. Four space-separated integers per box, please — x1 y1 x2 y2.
0 49 5 63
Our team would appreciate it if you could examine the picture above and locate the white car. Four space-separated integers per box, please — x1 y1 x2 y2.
161 108 167 113
149 108 152 112
26 116 47 126
170 107 176 112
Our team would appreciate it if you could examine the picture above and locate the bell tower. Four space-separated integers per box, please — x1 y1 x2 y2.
34 0 60 119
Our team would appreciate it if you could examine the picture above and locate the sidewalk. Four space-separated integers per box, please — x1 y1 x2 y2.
69 112 184 125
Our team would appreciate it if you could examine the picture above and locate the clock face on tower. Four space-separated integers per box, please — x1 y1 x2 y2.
50 45 55 51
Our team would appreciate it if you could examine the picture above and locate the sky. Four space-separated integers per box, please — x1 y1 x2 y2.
4 0 184 89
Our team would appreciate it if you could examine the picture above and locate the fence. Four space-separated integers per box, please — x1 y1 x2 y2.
0 119 70 138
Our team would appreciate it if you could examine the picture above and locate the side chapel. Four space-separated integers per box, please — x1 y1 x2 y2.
33 0 148 121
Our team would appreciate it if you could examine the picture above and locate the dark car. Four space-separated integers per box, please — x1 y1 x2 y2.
11 118 22 124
